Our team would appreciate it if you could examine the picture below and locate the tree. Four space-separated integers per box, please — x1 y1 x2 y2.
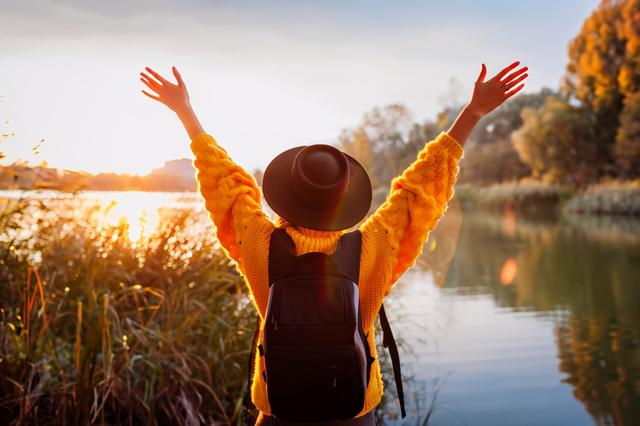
564 0 627 112
457 141 531 185
457 89 555 185
339 104 418 189
472 88 556 145
563 0 640 177
613 92 640 177
613 0 640 178
618 0 640 95
339 127 374 181
512 96 597 186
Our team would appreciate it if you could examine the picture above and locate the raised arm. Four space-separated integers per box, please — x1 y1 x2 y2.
139 66 273 263
361 61 528 287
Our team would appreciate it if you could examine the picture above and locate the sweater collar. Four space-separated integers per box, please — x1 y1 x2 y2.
286 224 344 240
276 217 345 255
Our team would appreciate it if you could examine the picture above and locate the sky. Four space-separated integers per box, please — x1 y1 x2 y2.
0 0 600 175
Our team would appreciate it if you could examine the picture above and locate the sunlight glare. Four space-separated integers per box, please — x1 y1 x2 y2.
101 193 158 242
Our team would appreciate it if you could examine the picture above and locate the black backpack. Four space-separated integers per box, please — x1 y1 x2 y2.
247 228 406 422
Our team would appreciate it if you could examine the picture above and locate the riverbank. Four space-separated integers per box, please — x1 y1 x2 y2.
455 180 640 217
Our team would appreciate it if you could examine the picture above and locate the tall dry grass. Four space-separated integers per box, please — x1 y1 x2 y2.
0 194 257 425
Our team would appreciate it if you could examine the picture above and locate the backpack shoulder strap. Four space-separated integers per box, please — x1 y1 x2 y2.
330 230 362 284
379 303 406 418
268 227 297 285
246 228 295 420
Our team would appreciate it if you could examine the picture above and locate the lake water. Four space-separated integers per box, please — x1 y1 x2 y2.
389 199 640 425
2 190 640 425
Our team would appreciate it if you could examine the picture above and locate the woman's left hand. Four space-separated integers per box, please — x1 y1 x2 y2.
467 61 529 117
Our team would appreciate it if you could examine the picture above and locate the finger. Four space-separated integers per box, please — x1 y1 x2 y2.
504 73 528 91
141 90 161 101
172 66 185 87
140 76 161 93
144 67 169 85
494 61 521 81
476 63 487 83
504 83 525 99
501 66 528 84
140 71 163 87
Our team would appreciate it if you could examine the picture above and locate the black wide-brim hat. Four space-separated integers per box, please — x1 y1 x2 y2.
262 144 372 231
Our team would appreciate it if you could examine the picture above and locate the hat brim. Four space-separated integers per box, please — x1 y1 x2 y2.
262 146 372 231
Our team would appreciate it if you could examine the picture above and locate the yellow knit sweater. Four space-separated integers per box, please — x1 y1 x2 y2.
190 131 464 417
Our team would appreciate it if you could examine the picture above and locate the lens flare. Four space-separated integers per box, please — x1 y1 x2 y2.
500 258 518 285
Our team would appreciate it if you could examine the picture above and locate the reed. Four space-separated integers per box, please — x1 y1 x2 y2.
0 194 258 424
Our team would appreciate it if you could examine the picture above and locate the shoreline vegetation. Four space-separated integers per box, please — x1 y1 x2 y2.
455 180 640 217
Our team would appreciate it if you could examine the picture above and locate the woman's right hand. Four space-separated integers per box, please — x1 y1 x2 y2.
140 66 191 115
467 61 528 116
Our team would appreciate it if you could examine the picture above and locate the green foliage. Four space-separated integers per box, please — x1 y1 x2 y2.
512 96 597 186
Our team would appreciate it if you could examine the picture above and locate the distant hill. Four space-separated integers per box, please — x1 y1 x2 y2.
0 158 198 192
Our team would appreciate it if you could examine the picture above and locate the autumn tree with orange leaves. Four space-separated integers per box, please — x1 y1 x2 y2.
563 0 640 179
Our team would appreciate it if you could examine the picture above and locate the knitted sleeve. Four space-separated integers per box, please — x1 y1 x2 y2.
360 131 464 287
190 133 273 263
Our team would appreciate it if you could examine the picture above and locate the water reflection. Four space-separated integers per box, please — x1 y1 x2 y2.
416 205 640 425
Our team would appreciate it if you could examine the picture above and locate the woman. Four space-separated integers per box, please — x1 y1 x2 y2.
139 61 527 425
